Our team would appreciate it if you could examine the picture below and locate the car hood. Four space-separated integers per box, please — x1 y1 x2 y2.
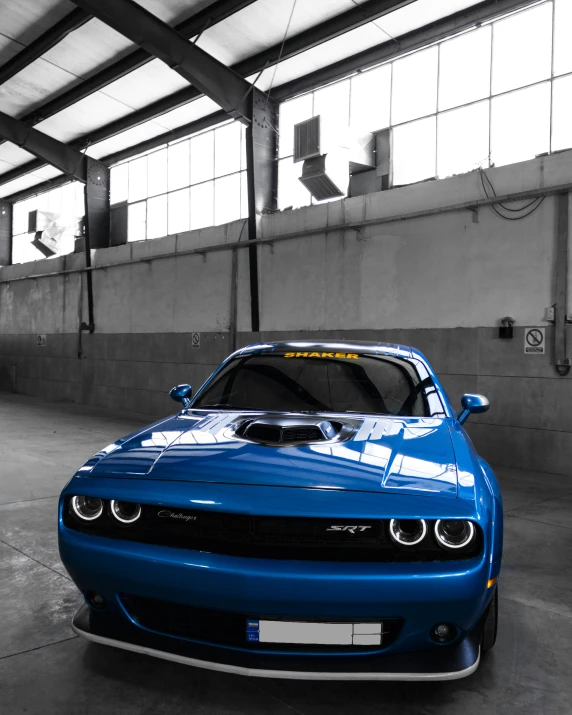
84 411 458 497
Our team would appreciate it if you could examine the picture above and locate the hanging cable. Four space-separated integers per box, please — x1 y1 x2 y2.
480 169 540 212
479 168 546 220
264 0 298 110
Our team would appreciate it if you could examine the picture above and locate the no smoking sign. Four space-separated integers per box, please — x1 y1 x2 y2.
524 328 545 354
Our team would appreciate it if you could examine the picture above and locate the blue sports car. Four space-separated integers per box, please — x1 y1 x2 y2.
58 341 502 681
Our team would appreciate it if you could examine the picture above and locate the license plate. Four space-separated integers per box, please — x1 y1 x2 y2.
246 619 382 646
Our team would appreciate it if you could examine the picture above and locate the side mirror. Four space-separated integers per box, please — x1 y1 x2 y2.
169 384 192 409
458 393 489 425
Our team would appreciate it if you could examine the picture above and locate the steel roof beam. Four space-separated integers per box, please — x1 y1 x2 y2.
0 0 255 133
1 0 539 195
70 0 254 123
0 0 417 186
0 111 229 204
0 111 111 256
0 0 412 159
0 8 91 86
0 110 89 181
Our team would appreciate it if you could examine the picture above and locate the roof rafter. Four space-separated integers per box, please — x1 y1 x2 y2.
0 109 90 182
0 0 416 186
70 0 255 123
1 0 540 200
0 8 91 85
0 0 256 132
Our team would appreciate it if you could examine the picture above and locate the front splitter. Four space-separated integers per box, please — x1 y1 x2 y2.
72 605 481 681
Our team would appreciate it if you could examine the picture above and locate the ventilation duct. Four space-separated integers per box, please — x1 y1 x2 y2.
28 209 81 258
299 154 348 202
293 115 374 202
294 116 321 162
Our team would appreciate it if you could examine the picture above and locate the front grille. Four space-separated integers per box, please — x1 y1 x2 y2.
63 500 482 562
120 594 403 653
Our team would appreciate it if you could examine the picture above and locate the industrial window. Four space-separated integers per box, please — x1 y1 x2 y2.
553 0 572 76
551 74 572 153
490 83 551 168
391 47 438 125
350 64 391 134
392 117 436 186
491 3 552 95
438 27 491 112
11 182 84 264
277 0 571 201
437 101 490 179
111 121 248 243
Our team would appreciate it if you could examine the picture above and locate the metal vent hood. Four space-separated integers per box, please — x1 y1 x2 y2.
294 115 374 201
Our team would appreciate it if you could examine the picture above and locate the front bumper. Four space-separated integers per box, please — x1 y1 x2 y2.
60 521 492 680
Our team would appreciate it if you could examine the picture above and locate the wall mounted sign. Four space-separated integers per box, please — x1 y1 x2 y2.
524 328 545 354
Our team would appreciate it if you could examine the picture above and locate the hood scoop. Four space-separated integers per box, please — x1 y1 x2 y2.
237 416 344 446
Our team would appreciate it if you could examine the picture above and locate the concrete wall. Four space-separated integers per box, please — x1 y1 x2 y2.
1 150 572 474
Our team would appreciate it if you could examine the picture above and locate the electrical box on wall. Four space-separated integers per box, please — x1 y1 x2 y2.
499 317 515 339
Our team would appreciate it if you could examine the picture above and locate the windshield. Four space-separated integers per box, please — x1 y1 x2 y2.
192 352 431 416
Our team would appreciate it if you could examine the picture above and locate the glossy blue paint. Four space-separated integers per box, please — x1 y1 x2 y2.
169 384 192 408
458 393 490 425
58 341 502 677
84 413 459 497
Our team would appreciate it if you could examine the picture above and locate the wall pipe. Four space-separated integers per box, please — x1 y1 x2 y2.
554 192 571 374
2 180 571 286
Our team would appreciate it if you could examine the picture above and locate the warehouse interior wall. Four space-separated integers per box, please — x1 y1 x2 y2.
1 149 571 475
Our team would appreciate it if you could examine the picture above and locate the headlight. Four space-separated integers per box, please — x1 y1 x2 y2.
71 496 103 521
434 519 475 549
389 518 427 546
110 500 142 524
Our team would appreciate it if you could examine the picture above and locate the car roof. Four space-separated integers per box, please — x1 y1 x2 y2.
234 341 418 360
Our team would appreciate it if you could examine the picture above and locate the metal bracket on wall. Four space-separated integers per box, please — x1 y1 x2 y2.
351 226 366 240
468 207 479 223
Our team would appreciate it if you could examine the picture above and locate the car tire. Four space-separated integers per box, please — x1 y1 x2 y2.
481 586 498 652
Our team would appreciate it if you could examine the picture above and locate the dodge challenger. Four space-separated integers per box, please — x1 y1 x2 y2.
58 341 502 680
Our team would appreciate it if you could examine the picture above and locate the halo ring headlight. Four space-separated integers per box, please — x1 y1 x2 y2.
71 496 103 521
434 519 475 550
110 500 142 524
389 518 427 546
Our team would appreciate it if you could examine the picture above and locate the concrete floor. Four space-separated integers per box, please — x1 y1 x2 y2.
1 394 571 715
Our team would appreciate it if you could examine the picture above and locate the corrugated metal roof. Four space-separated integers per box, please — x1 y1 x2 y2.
0 0 490 197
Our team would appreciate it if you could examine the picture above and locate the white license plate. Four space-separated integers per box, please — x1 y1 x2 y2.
246 619 382 646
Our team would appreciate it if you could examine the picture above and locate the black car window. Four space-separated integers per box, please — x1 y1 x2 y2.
193 353 430 416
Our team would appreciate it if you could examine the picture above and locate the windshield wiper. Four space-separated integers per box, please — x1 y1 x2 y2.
194 403 250 410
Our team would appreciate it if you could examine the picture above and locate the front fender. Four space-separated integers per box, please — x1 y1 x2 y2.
447 421 503 583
